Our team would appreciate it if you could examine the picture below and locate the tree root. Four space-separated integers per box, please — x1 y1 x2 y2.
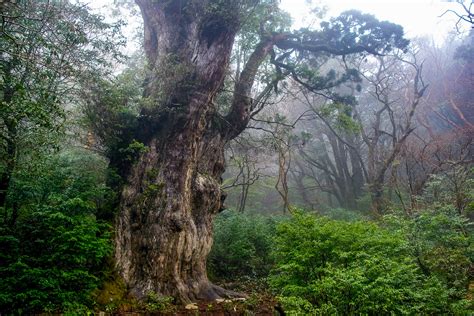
209 283 248 299
183 282 248 303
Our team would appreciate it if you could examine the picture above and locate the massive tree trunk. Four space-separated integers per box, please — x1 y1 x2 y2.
114 0 269 302
114 0 237 302
115 131 229 301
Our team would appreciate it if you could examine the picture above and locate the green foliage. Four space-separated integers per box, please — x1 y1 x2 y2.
145 293 175 313
320 10 410 54
0 211 111 313
271 9 410 105
208 210 278 280
422 167 473 216
0 149 114 313
319 102 361 133
0 0 125 183
80 60 146 182
383 206 473 305
118 140 149 162
270 211 471 314
8 149 116 221
0 13 126 306
276 295 317 315
236 0 291 51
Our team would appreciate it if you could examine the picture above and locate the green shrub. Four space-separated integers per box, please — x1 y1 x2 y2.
383 206 473 304
0 150 114 313
270 211 470 314
0 207 111 313
208 210 278 280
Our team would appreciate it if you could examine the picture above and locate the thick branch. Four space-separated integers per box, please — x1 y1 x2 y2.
224 35 284 139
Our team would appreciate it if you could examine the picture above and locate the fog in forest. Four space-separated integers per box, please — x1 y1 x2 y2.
1 0 472 314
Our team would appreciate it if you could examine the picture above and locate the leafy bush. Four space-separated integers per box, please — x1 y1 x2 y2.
270 211 470 315
7 149 116 221
145 293 175 313
422 167 473 216
0 150 114 313
383 206 473 305
208 210 278 280
0 210 111 313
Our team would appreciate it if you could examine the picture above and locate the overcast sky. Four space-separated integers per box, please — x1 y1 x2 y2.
280 0 469 42
90 0 471 53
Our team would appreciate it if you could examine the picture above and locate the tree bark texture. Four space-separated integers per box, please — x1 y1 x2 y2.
114 0 261 302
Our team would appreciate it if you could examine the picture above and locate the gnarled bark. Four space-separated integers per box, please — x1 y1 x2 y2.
114 0 255 302
115 132 233 301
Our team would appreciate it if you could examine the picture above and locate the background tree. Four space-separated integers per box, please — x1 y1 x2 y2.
0 0 124 218
441 0 473 31
294 91 366 210
387 34 473 214
352 51 427 214
222 136 265 213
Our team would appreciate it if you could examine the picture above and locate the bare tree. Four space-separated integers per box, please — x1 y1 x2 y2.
353 51 427 214
222 134 265 213
440 0 473 31
295 90 367 210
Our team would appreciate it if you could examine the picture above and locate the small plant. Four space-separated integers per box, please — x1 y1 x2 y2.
145 292 175 313
119 140 149 162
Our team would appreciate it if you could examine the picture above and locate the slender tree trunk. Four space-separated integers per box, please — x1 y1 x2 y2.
369 177 385 216
348 138 364 201
0 131 16 209
1 64 17 209
238 167 251 213
0 172 11 208
291 160 316 210
275 145 291 213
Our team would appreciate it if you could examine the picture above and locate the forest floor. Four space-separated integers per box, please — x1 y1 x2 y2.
103 279 282 315
112 295 280 315
163 295 278 315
